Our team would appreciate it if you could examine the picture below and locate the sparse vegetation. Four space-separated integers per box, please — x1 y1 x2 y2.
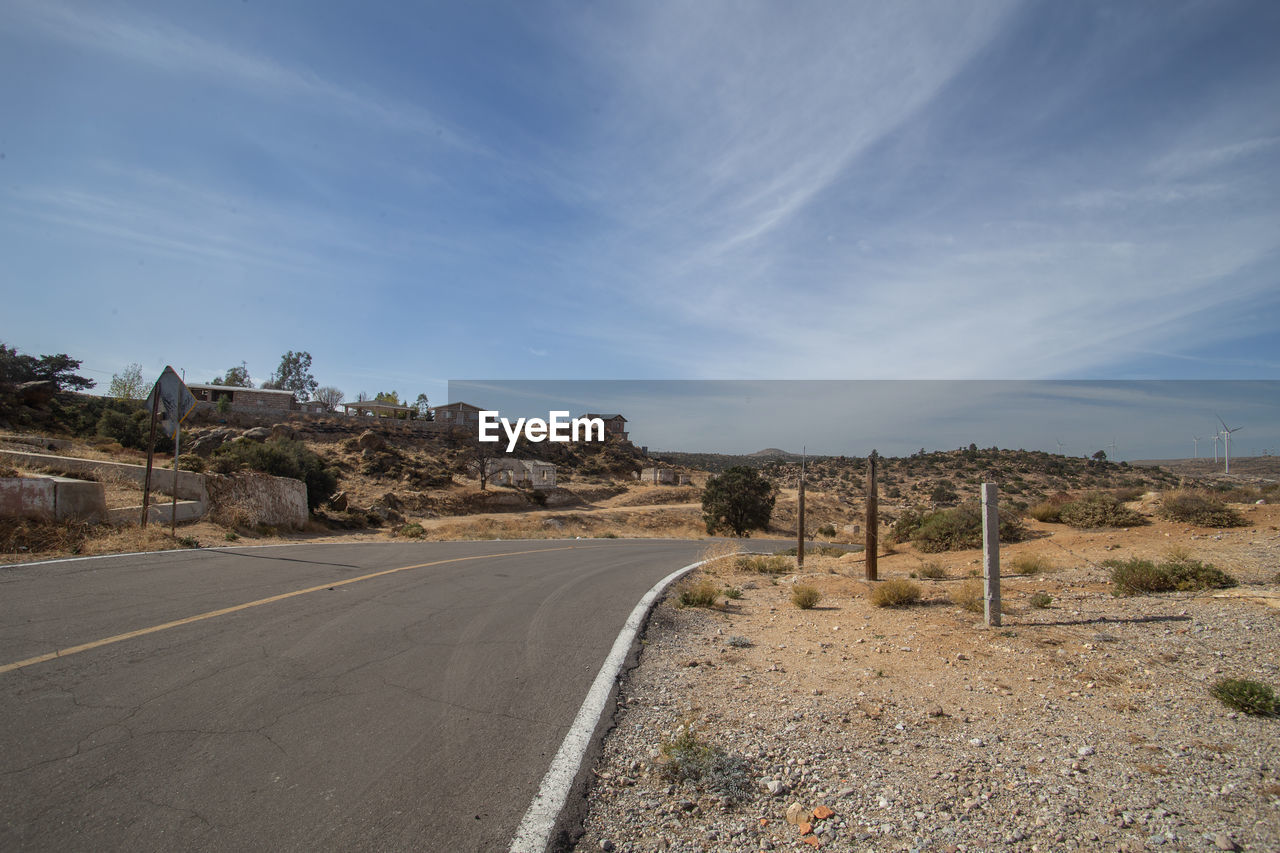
1158 490 1247 528
917 561 947 579
1029 591 1053 608
776 544 848 557
210 437 338 510
736 554 791 574
657 728 753 802
724 586 743 600
1057 492 1146 529
1210 678 1279 717
870 578 922 607
952 578 985 613
678 578 721 608
1009 553 1053 576
791 584 822 609
1106 556 1238 596
396 521 426 538
726 635 752 648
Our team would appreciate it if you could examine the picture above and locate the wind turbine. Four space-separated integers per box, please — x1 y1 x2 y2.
1213 431 1221 462
1192 435 1202 459
1055 438 1067 456
1217 414 1242 474
1107 438 1118 461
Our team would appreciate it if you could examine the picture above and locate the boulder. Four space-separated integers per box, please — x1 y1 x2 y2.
357 430 387 452
16 381 58 407
270 423 298 441
187 427 237 457
242 426 272 441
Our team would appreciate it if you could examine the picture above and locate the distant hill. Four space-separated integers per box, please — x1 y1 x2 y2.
1130 456 1280 483
747 448 802 459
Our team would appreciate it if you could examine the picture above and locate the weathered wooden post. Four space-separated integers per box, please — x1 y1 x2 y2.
981 482 1001 627
865 455 878 581
797 449 806 568
140 384 160 528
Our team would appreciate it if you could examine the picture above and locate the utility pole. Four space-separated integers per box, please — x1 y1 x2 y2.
865 454 878 581
797 447 806 568
982 483 1001 627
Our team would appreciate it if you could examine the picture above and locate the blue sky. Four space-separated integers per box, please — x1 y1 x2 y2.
2 2 1278 449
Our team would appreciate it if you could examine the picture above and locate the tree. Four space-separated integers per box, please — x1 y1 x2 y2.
263 351 318 401
1092 450 1108 462
0 343 94 391
701 465 776 537
468 437 498 491
212 363 253 387
374 390 401 405
108 363 147 399
414 393 433 420
314 386 344 412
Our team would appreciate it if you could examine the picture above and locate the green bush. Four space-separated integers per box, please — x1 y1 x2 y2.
910 503 1027 553
1029 591 1053 608
1158 491 1246 528
1107 556 1238 596
791 584 822 609
1210 678 1279 716
1057 493 1146 529
724 586 743 600
396 522 426 538
870 578 921 607
210 437 338 510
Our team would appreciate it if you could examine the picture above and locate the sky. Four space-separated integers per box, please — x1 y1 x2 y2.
2 1 1278 454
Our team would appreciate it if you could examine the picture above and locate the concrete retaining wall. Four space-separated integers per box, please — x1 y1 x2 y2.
0 476 106 522
0 450 208 502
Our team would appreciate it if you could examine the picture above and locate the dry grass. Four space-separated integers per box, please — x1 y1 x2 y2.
870 578 922 607
1008 552 1054 576
791 584 822 609
952 578 985 613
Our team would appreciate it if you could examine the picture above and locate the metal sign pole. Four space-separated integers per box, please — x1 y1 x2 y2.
140 385 160 528
171 423 180 536
865 455 878 581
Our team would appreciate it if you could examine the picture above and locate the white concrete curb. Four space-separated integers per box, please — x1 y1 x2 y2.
508 557 709 853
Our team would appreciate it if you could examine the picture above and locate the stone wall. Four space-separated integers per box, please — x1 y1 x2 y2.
205 471 308 530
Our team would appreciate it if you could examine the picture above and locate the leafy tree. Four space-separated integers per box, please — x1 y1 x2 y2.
701 465 776 537
374 390 401 405
108 363 147 399
0 343 94 391
414 393 433 420
1092 449 1108 461
211 363 253 387
263 351 318 401
314 386 344 412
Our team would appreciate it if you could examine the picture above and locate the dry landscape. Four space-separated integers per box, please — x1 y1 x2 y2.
574 508 1280 853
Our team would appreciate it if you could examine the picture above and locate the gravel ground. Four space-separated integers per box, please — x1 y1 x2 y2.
571 521 1280 853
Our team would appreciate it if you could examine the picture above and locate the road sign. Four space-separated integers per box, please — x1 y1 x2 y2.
145 367 197 439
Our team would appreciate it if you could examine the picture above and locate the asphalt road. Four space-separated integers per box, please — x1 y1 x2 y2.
0 539 718 852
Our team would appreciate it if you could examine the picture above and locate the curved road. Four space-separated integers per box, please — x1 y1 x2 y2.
0 539 723 851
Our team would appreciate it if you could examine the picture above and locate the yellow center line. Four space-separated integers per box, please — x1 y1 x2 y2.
0 544 581 676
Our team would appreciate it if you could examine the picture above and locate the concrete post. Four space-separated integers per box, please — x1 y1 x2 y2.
981 482 1001 627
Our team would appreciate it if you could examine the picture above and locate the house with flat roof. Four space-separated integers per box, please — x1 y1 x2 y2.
188 384 297 413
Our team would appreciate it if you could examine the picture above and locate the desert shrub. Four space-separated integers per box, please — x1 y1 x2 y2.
177 536 199 548
1057 492 1146 529
1029 591 1053 608
817 523 837 537
889 506 926 543
658 729 753 802
775 544 848 558
1158 491 1246 528
176 453 205 473
870 578 921 608
737 554 791 574
726 635 752 647
1111 486 1145 502
952 578 984 613
1009 553 1053 576
911 503 1027 553
791 584 822 609
917 562 947 579
224 531 239 541
678 579 721 608
1210 678 1279 716
1107 556 1238 596
724 586 743 600
1028 491 1073 523
211 438 337 510
396 522 426 538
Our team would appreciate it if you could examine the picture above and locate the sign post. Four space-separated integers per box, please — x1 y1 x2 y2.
865 455 878 581
797 447 805 568
141 367 197 531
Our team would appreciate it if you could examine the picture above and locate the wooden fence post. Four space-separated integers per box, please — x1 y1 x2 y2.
982 482 1001 627
865 455 878 581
